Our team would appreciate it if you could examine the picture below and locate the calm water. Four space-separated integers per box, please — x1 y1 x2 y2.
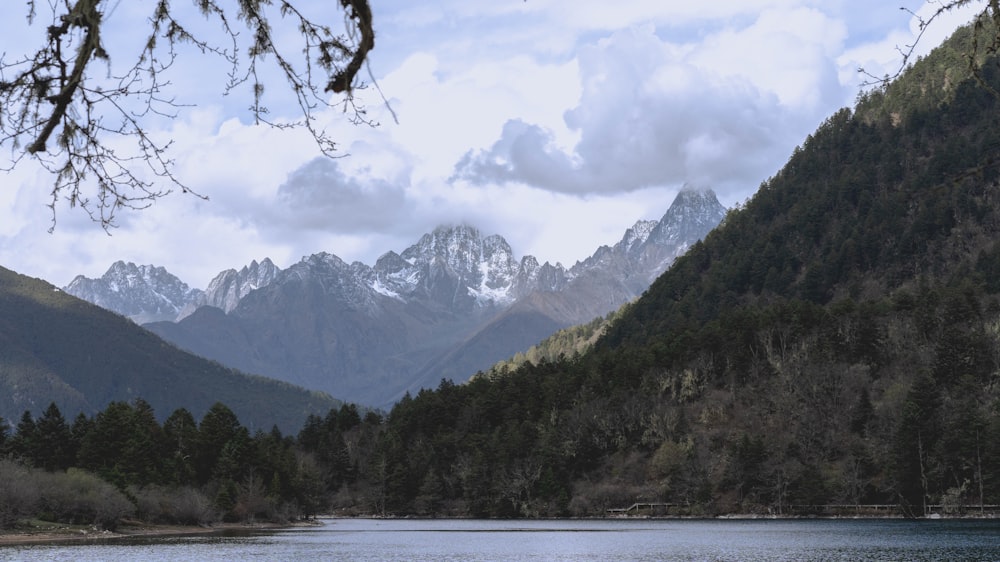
3 518 1000 561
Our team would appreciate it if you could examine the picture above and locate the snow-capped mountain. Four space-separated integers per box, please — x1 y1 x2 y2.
145 186 724 406
76 186 725 407
64 261 203 324
364 225 521 310
637 185 729 278
177 258 282 320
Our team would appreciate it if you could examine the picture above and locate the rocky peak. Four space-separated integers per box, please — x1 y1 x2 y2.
64 261 202 324
388 224 520 309
70 187 727 330
196 257 282 315
402 225 485 274
647 184 727 247
615 220 658 257
634 185 727 278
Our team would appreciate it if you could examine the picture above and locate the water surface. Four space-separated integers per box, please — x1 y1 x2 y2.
3 518 1000 561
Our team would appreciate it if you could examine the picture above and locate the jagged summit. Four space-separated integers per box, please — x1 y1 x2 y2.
64 261 202 324
616 220 659 257
139 187 726 406
653 185 727 239
178 257 283 319
70 187 725 325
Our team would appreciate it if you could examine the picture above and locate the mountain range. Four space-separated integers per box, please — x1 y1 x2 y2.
65 186 726 407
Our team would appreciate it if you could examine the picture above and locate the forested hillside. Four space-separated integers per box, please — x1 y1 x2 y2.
0 267 338 433
355 24 1000 517
486 306 627 375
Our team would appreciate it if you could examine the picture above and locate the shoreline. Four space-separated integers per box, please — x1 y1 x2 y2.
0 520 302 547
3 512 997 546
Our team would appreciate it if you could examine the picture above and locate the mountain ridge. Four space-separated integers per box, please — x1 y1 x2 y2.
131 185 726 407
66 185 724 323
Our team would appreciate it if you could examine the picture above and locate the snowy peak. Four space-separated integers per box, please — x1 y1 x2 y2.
628 185 727 279
401 225 494 279
273 252 378 310
648 185 727 247
191 257 282 316
387 224 520 309
64 261 202 324
615 220 658 257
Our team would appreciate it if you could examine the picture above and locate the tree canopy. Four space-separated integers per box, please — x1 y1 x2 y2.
0 0 374 229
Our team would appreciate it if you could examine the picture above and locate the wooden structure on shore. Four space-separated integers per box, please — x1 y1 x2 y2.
607 503 1000 517
606 503 676 516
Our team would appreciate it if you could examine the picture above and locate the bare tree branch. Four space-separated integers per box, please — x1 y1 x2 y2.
860 1 1000 95
0 0 376 230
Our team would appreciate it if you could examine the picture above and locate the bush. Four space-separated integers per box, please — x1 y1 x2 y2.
38 468 134 530
131 485 217 525
0 460 40 528
172 486 218 525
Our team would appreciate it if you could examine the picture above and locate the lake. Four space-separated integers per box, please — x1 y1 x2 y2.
3 518 1000 561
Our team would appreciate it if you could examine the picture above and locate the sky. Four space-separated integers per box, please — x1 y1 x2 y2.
0 0 984 288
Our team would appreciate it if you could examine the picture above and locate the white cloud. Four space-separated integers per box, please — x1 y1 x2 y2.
271 157 409 232
451 23 810 200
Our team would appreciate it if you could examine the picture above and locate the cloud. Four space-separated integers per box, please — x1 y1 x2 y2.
273 157 409 232
451 23 813 199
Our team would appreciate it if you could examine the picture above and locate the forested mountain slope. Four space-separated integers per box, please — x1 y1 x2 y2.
0 267 338 432
356 24 1000 517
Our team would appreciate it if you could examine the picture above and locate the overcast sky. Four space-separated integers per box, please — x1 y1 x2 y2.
0 1 982 288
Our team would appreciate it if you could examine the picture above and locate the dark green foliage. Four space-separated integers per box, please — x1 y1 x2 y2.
1 398 376 527
162 408 199 485
33 403 75 472
77 400 165 488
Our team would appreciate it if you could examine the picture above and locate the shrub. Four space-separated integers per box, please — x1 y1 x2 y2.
131 484 217 525
0 460 40 528
38 468 134 530
170 487 217 525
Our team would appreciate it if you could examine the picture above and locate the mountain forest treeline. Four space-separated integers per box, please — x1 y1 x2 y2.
5 23 1000 529
0 400 382 528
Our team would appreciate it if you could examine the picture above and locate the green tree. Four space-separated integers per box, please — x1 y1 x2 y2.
8 411 38 463
893 374 942 516
163 408 199 485
77 400 165 487
33 402 75 472
124 399 167 486
197 402 248 485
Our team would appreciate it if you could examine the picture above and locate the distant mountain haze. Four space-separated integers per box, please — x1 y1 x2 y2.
67 187 726 407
